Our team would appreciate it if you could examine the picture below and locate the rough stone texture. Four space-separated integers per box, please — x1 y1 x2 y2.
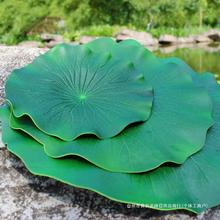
158 42 220 54
0 46 48 104
177 37 196 44
40 33 65 48
0 45 220 220
79 36 99 44
203 29 220 41
158 35 178 44
194 35 213 43
116 29 158 46
40 33 64 43
18 41 42 48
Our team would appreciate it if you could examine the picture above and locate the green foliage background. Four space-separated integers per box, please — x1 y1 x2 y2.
1 0 220 44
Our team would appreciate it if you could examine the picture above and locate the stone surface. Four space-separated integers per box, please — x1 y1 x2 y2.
203 29 220 41
158 42 220 54
0 45 220 219
40 33 64 48
177 37 196 44
40 33 64 43
45 40 64 48
159 35 178 44
79 36 98 44
116 29 158 46
18 41 41 48
194 35 213 43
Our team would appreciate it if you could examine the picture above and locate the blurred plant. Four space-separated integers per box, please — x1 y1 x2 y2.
1 0 220 44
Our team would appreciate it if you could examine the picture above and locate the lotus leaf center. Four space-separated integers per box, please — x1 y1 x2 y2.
79 94 87 100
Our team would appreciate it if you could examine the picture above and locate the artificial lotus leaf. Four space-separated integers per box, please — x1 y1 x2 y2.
6 39 214 173
6 43 153 140
8 61 213 173
86 38 159 67
1 73 220 213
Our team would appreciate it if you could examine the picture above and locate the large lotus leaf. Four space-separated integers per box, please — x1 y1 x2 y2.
5 43 153 140
8 61 213 173
86 38 159 66
86 38 165 81
159 56 199 79
1 73 220 213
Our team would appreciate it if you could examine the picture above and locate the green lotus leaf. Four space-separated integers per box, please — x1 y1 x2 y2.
87 38 166 83
8 60 213 173
5 43 153 140
86 38 159 66
1 73 220 213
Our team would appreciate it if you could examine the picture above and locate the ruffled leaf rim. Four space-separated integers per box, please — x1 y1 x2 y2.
1 73 220 213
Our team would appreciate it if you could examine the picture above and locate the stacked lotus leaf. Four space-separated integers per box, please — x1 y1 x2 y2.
1 38 220 213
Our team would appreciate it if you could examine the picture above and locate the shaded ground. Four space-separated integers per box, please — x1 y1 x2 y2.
0 46 220 220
